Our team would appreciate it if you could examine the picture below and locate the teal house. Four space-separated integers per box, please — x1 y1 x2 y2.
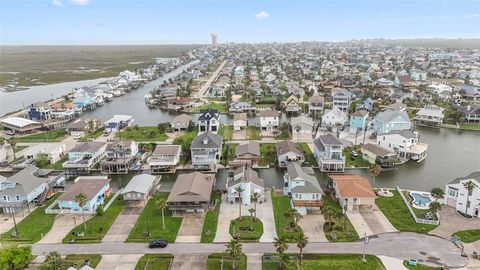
349 110 369 134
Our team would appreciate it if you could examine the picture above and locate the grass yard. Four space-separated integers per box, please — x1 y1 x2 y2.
61 254 102 269
343 146 370 168
38 156 67 170
271 192 303 242
259 143 277 167
134 254 174 270
16 128 67 142
297 143 316 166
229 216 263 242
262 254 386 270
219 125 233 140
402 191 437 221
403 261 440 270
127 192 183 243
201 191 222 243
63 195 125 243
14 145 28 153
459 123 480 130
116 126 168 141
0 193 60 244
322 196 359 242
79 128 105 141
453 229 480 243
206 253 247 270
191 103 227 113
221 143 237 165
376 190 437 233
246 126 261 140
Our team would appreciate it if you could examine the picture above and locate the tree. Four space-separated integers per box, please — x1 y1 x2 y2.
0 137 5 148
0 246 33 270
7 137 16 160
35 153 51 168
248 208 256 230
156 198 168 230
273 236 289 254
430 187 445 202
251 192 261 221
463 181 476 215
277 253 291 270
225 239 243 270
368 164 382 188
75 192 88 231
235 186 244 218
45 251 62 270
429 201 442 217
321 205 336 230
296 233 309 266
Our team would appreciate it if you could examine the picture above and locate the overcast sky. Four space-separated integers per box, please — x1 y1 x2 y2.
1 0 479 45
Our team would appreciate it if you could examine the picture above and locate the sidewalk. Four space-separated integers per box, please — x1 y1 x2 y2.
246 253 262 270
377 255 408 270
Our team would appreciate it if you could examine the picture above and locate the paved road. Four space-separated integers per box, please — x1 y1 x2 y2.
194 60 227 102
31 232 467 268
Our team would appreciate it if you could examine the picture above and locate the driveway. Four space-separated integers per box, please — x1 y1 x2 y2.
346 211 374 237
170 254 206 270
246 253 262 270
430 205 480 239
359 205 398 235
175 214 204 243
96 254 142 270
39 214 92 244
233 130 246 140
102 205 142 243
298 210 328 242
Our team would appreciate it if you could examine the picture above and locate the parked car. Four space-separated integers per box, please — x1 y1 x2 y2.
74 133 83 140
351 150 359 158
6 130 15 136
149 239 168 248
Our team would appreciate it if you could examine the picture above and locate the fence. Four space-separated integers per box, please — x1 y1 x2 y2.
396 186 439 226
45 189 122 215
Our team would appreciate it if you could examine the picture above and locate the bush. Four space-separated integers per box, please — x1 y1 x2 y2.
96 205 104 216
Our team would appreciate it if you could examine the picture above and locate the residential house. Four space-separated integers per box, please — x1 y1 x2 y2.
121 174 157 203
149 145 182 173
56 176 111 214
361 143 396 169
276 140 304 167
63 142 107 178
458 104 480 123
233 113 248 131
349 110 369 134
67 118 102 136
395 74 412 87
259 111 279 131
226 166 265 204
332 89 352 112
356 98 374 112
167 171 214 215
169 97 194 110
191 132 223 170
410 69 428 81
329 174 376 212
291 116 315 139
283 162 323 213
308 94 324 115
73 88 96 110
444 172 479 218
172 114 192 131
413 105 445 127
374 109 412 134
321 108 347 127
23 142 66 164
100 140 138 174
285 96 300 115
26 102 51 121
377 130 428 162
229 101 252 113
104 115 134 132
1 117 42 134
197 108 220 134
234 141 260 165
313 134 345 172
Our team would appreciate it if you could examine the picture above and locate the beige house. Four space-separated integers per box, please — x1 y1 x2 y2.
172 114 192 131
329 174 376 212
284 96 300 115
167 172 214 215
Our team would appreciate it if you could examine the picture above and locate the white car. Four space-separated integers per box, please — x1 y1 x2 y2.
73 134 83 140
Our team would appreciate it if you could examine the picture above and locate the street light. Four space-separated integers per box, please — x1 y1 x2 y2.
362 231 369 263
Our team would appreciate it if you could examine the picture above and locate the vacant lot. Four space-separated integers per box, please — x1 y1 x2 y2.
0 45 201 87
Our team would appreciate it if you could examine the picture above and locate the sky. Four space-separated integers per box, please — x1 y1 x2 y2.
1 0 479 45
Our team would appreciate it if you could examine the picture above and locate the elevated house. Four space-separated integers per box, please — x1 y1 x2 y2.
197 108 220 134
283 162 323 213
191 132 223 170
284 96 300 115
167 172 214 215
63 142 107 178
148 145 182 173
259 111 279 131
361 143 395 169
444 172 479 218
104 115 134 132
313 134 345 172
226 166 266 205
308 94 324 115
172 114 192 131
329 174 376 212
121 174 157 203
276 140 304 167
229 101 253 114
377 130 428 162
349 110 369 134
374 109 412 134
394 74 412 88
356 98 374 112
100 140 138 174
321 108 347 127
291 116 315 139
413 105 444 127
233 113 248 131
56 176 111 214
332 89 352 112
458 104 480 123
233 141 260 166
67 118 102 136
23 142 66 164
26 102 51 122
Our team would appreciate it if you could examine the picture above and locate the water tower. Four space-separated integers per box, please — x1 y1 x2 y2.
210 33 218 47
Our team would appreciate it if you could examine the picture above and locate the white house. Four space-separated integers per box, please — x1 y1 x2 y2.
321 108 347 127
259 111 279 131
63 142 107 178
291 116 315 139
413 105 444 127
23 143 66 164
191 132 223 170
444 172 479 218
376 130 428 162
226 166 266 205
283 162 323 213
276 140 304 167
233 113 248 131
332 89 352 112
313 134 345 172
148 145 182 173
197 108 221 134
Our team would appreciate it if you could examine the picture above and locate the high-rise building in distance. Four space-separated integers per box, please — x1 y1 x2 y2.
211 33 217 47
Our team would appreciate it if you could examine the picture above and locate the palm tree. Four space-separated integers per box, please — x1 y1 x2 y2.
248 208 255 230
291 209 302 228
296 233 309 266
75 192 88 231
463 181 476 215
295 125 301 142
45 251 62 270
251 192 261 221
277 253 291 270
321 206 336 230
235 186 244 218
156 198 168 230
430 187 445 202
368 164 381 188
429 201 442 218
273 236 289 254
225 239 243 270
7 137 17 160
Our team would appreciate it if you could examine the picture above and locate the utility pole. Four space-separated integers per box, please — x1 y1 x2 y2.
9 203 19 238
362 231 369 263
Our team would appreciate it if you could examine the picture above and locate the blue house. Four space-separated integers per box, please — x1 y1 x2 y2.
349 110 369 134
374 109 412 134
73 88 96 110
56 176 111 214
27 102 51 121
104 115 134 132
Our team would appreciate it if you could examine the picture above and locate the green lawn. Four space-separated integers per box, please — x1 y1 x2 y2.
376 190 437 233
230 216 263 242
453 229 480 243
459 123 480 130
221 143 237 166
322 196 359 242
259 144 277 167
297 143 316 166
343 146 370 168
14 145 28 153
246 126 261 140
271 192 303 241
0 193 60 244
201 191 222 243
134 254 173 270
206 253 247 270
116 126 168 141
63 195 125 243
219 125 233 140
403 261 440 270
191 103 227 113
79 128 105 142
127 192 183 243
16 128 67 142
38 156 67 170
173 129 199 164
402 191 437 221
61 254 102 269
263 254 386 270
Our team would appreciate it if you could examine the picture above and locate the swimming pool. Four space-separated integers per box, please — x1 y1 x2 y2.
409 191 432 208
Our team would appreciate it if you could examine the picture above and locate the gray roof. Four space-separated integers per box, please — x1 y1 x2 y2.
375 110 410 124
380 129 417 139
191 132 223 149
308 94 324 104
448 171 480 185
121 174 156 195
0 166 47 197
260 110 279 118
167 172 214 202
334 89 352 98
286 162 322 194
233 113 248 121
173 114 193 123
276 141 302 155
235 141 260 156
291 116 314 127
227 167 264 188
69 142 106 153
362 143 393 157
415 106 444 118
152 145 181 155
314 134 342 152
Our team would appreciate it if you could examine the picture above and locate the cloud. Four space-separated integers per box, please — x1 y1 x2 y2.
52 0 63 7
255 11 270 20
465 13 479 18
69 0 90 5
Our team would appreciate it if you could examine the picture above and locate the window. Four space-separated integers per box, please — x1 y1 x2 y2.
353 198 358 204
16 196 20 201
448 189 458 197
